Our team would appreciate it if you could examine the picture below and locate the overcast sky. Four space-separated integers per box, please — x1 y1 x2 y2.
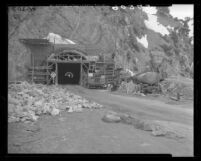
141 5 193 20
169 5 193 20
141 5 194 37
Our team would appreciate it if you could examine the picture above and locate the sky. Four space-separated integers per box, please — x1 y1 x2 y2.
169 5 194 38
141 5 194 20
112 5 194 20
169 5 193 20
144 13 170 36
112 5 194 39
141 5 193 38
142 7 170 36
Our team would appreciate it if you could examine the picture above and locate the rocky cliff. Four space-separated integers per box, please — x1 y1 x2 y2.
8 6 194 81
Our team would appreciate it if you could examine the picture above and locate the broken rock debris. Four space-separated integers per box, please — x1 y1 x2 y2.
8 81 103 123
102 111 184 139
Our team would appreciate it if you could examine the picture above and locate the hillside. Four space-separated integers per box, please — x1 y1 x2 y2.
8 6 194 81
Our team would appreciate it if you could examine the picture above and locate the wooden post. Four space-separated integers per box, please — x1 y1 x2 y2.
54 37 55 52
55 63 58 85
45 57 47 84
103 55 105 76
87 62 89 87
46 59 48 84
80 56 83 86
32 54 34 84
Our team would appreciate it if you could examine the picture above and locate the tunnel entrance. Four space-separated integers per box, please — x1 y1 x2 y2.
57 63 81 85
47 49 89 86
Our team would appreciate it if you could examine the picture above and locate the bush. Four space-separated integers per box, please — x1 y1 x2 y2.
160 44 174 57
156 7 170 17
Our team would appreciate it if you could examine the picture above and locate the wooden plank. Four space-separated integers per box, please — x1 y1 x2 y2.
33 79 47 82
105 68 115 70
28 70 50 75
28 72 50 76
28 66 52 70
32 77 47 80
46 60 48 84
80 60 82 85
32 54 34 84
47 60 89 63
56 63 58 85
82 63 89 69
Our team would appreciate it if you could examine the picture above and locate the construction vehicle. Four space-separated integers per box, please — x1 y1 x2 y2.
86 61 115 88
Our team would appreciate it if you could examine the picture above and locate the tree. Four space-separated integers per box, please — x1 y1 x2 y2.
126 50 131 62
156 7 170 16
111 52 116 59
179 18 191 37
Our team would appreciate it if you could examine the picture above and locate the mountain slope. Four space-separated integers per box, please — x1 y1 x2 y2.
8 6 194 81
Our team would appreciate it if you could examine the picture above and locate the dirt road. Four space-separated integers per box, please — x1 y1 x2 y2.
8 85 193 156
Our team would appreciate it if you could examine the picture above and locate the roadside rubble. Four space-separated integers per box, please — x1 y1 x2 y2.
8 81 103 123
159 76 193 101
102 111 185 140
116 71 163 95
118 80 160 96
117 72 193 101
102 111 122 123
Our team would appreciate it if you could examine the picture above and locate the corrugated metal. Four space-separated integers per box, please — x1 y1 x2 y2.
20 39 113 65
20 39 110 56
53 44 105 56
53 44 87 55
19 39 51 45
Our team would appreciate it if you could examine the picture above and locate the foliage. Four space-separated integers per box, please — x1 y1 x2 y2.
8 6 193 80
126 50 132 62
156 7 170 17
160 44 174 57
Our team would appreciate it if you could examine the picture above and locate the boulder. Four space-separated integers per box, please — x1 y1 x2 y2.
134 72 162 85
102 111 121 123
50 108 60 116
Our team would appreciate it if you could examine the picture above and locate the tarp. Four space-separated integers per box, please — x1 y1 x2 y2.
44 33 76 45
20 39 51 45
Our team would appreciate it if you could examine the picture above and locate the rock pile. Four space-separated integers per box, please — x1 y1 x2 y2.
102 111 185 139
117 74 193 100
8 81 103 123
118 81 155 96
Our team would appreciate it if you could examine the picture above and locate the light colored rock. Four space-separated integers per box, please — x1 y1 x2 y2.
8 116 20 123
151 129 167 136
51 108 60 116
34 100 44 107
8 81 103 123
68 104 83 112
68 107 74 113
102 111 121 123
43 103 51 114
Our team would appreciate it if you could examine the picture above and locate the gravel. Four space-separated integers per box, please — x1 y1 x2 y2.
8 81 103 123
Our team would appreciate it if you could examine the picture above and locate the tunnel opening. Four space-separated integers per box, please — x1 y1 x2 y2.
57 63 81 85
47 49 88 85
